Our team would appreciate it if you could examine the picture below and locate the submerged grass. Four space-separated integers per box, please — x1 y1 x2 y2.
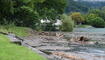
0 34 47 60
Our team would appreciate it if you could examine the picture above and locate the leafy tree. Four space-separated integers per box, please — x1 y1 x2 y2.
15 6 40 28
12 0 45 28
35 0 67 31
0 0 14 24
89 9 105 20
60 14 74 32
0 0 67 31
86 13 105 28
70 12 84 24
86 13 98 22
36 0 67 21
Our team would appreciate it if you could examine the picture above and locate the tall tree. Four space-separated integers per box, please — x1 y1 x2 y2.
35 0 67 31
89 9 105 20
0 0 67 30
70 12 84 24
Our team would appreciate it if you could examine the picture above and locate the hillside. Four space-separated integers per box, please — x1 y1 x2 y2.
65 0 105 13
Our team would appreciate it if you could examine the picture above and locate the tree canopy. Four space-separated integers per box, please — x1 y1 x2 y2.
0 0 67 30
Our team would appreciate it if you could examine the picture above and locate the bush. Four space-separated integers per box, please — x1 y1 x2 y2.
70 12 85 24
60 14 74 32
15 6 40 28
86 14 105 28
91 17 105 28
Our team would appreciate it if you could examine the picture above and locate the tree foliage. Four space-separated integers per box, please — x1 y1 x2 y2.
60 14 74 32
35 0 67 22
86 13 105 28
70 12 84 24
89 9 105 20
0 0 67 30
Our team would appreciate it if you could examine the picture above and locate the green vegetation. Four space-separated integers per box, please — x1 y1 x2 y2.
69 8 105 28
86 14 105 28
1 0 105 31
66 0 105 13
0 0 67 31
0 34 47 60
89 9 105 20
70 12 85 24
66 0 105 28
66 0 89 13
0 25 29 37
60 14 74 32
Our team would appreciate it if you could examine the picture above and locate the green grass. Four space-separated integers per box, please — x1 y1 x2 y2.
0 34 47 60
0 25 29 37
76 25 92 28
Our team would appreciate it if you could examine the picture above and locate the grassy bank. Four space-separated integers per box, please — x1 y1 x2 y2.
0 34 47 60
0 25 29 37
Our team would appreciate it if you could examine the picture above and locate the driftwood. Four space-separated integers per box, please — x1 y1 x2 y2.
68 36 97 44
38 32 64 37
70 36 89 42
79 36 89 42
39 32 56 36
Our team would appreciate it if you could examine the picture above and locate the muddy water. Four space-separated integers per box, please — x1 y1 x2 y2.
7 33 105 60
48 44 105 60
74 28 105 32
70 44 105 53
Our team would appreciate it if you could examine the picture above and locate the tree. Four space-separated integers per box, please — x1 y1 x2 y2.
86 13 105 28
13 0 45 28
36 0 67 21
86 13 98 23
89 9 105 20
0 0 67 31
0 0 45 27
35 0 67 31
0 0 14 24
15 6 40 28
20 0 45 9
70 12 84 24
60 14 74 32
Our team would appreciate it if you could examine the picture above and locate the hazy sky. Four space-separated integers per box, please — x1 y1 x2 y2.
84 0 105 1
75 0 105 2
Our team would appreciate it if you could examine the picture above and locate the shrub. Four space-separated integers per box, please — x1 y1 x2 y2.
70 12 85 24
60 14 74 32
91 17 105 28
86 14 105 28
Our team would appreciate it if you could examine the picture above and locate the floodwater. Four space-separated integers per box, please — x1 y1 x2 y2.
7 32 105 60
74 28 105 32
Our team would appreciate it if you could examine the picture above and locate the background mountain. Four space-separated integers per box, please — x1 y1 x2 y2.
65 0 105 13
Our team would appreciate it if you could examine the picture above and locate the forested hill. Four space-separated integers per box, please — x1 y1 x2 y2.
65 0 105 13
